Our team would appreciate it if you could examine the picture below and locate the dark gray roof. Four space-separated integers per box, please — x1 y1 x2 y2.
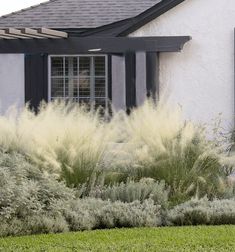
0 0 161 29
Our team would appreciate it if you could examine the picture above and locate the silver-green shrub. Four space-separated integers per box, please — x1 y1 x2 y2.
87 178 170 208
168 197 235 226
0 215 69 237
0 150 73 236
62 198 161 231
0 150 163 237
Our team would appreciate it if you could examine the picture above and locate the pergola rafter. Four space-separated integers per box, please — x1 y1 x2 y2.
0 28 68 39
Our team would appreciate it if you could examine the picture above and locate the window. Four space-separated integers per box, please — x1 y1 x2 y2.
49 55 108 109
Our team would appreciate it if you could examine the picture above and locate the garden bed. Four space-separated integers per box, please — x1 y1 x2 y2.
0 100 234 238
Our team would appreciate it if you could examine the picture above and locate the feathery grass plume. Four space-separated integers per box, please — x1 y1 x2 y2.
115 99 227 204
0 98 231 199
0 101 116 186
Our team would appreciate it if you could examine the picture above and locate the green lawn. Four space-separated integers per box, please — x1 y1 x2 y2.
0 226 235 252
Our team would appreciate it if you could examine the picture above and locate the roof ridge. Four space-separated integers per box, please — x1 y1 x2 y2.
0 0 59 19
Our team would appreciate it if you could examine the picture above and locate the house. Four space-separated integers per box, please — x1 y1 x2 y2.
0 0 233 130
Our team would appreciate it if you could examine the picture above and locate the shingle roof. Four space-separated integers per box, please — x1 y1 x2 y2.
0 0 161 29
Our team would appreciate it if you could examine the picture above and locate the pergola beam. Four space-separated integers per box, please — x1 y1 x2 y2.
0 36 191 53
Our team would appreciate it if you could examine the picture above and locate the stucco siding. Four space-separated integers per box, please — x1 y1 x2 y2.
131 0 235 130
0 54 25 114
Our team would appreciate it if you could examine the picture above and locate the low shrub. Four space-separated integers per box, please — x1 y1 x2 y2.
168 197 235 226
62 198 161 231
0 150 162 237
86 178 170 209
0 149 73 237
0 150 74 214
0 215 69 237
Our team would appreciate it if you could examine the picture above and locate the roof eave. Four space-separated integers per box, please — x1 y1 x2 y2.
79 0 187 38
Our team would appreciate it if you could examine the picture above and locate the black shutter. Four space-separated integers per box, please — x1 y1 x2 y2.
108 55 112 101
125 52 136 113
25 53 48 111
146 52 159 101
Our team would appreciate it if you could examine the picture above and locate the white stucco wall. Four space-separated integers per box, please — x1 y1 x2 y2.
0 54 25 114
131 0 235 130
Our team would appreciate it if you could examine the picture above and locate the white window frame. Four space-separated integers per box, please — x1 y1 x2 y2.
48 54 108 109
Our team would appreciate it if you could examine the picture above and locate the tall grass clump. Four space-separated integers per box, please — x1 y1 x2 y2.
114 100 228 204
0 99 231 202
0 101 115 187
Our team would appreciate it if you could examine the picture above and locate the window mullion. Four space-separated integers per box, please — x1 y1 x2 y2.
77 56 80 103
63 57 66 99
105 55 108 110
90 56 95 110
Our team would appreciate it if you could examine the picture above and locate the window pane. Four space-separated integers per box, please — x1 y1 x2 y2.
51 57 64 76
65 78 78 98
95 78 106 98
51 78 64 98
79 77 90 97
50 56 107 109
94 57 106 76
65 57 78 77
79 57 91 77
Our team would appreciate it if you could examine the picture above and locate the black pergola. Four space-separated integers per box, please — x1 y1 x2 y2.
0 36 190 54
0 35 191 111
